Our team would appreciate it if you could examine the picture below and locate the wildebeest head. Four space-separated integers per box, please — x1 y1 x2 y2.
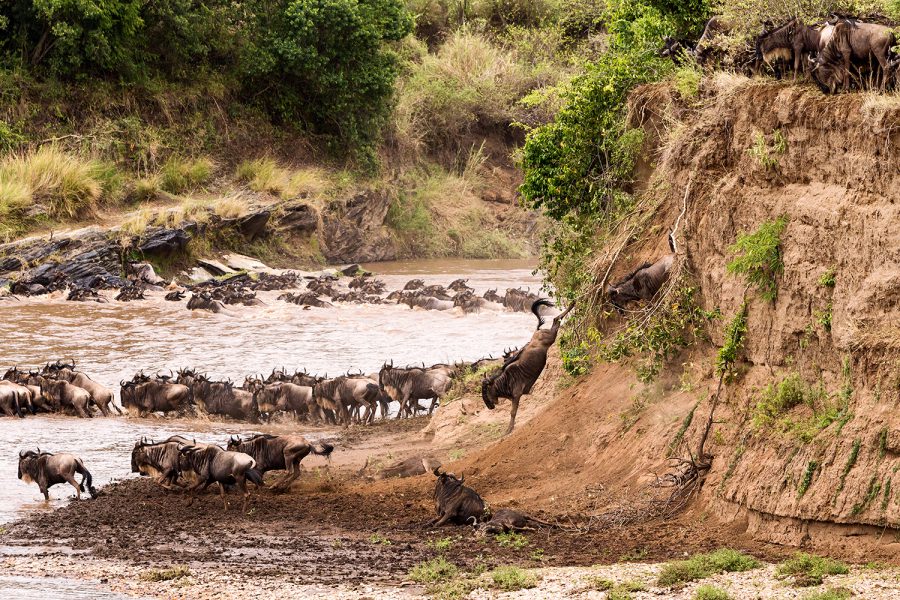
17 449 45 483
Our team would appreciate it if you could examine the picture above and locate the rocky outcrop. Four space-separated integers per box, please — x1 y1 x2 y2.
321 190 397 263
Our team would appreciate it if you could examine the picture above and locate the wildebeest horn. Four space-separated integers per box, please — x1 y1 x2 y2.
459 472 465 484
432 467 442 476
19 450 25 458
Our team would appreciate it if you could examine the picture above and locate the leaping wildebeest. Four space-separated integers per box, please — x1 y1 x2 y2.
482 299 573 435
227 434 333 492
178 444 264 511
18 449 96 500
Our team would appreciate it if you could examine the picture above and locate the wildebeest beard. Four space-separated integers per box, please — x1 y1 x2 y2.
132 438 185 486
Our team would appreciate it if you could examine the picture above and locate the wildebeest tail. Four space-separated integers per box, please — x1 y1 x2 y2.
246 468 265 487
530 298 554 329
76 459 97 497
313 442 334 458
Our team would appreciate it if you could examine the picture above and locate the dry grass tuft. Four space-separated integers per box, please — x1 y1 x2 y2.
235 158 330 200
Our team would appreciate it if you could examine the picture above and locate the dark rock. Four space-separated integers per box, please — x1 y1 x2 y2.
276 201 319 235
0 256 23 273
236 210 270 241
341 264 366 277
138 228 189 256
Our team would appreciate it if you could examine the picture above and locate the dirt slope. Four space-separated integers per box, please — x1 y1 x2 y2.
456 75 900 559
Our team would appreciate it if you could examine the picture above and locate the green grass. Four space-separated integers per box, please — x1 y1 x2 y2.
657 548 760 587
368 533 392 546
158 156 214 194
139 565 190 582
776 553 849 587
694 585 732 600
409 557 459 584
752 373 847 442
495 531 528 549
818 269 836 288
490 566 538 591
798 461 819 498
428 537 454 551
672 64 702 100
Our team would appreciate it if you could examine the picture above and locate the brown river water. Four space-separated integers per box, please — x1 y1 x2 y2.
0 259 542 525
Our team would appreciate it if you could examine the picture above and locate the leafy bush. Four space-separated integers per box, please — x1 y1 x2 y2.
776 552 849 587
657 548 760 587
726 216 787 302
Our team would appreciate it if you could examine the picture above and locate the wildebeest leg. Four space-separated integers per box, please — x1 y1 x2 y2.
506 395 521 435
111 402 124 415
218 482 228 509
237 476 249 513
40 486 50 501
96 399 110 417
63 474 82 500
433 511 454 527
428 397 438 415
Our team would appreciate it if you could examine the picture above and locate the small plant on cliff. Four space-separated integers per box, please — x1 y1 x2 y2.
657 548 759 587
672 63 703 100
818 268 836 288
835 438 861 498
815 303 833 332
797 460 819 498
776 552 849 587
158 157 214 195
715 304 748 380
748 130 787 171
726 216 787 302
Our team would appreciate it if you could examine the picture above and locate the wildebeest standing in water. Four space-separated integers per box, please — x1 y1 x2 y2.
379 362 454 418
430 468 486 526
227 434 333 492
120 376 193 416
40 378 94 418
482 299 572 435
18 450 96 500
52 363 121 416
178 444 264 511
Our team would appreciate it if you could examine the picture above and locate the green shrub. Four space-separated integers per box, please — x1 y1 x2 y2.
694 585 732 600
726 216 787 302
495 531 528 549
672 63 702 100
409 557 459 583
657 548 760 587
752 373 832 435
797 460 819 498
818 269 836 288
776 552 849 587
158 157 214 194
490 566 538 591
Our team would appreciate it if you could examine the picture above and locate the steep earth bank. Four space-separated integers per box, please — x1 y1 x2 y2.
460 74 900 558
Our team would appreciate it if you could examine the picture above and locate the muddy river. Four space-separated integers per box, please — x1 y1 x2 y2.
0 259 541 524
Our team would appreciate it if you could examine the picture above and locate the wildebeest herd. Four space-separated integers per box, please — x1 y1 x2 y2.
3 299 565 432
661 14 900 94
3 258 543 317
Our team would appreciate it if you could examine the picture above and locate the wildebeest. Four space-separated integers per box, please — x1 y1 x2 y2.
278 292 333 308
313 375 381 425
115 283 146 302
430 468 486 526
226 434 333 492
187 292 225 313
811 19 896 92
482 299 572 434
40 378 94 418
120 376 193 416
131 435 193 489
0 382 25 417
379 361 454 418
606 252 675 313
18 450 96 500
503 288 540 312
178 444 264 511
67 286 107 302
694 16 732 67
165 290 186 301
454 290 500 314
755 18 833 80
476 508 554 535
246 378 316 421
404 278 425 290
660 36 694 64
183 374 258 422
54 367 121 416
